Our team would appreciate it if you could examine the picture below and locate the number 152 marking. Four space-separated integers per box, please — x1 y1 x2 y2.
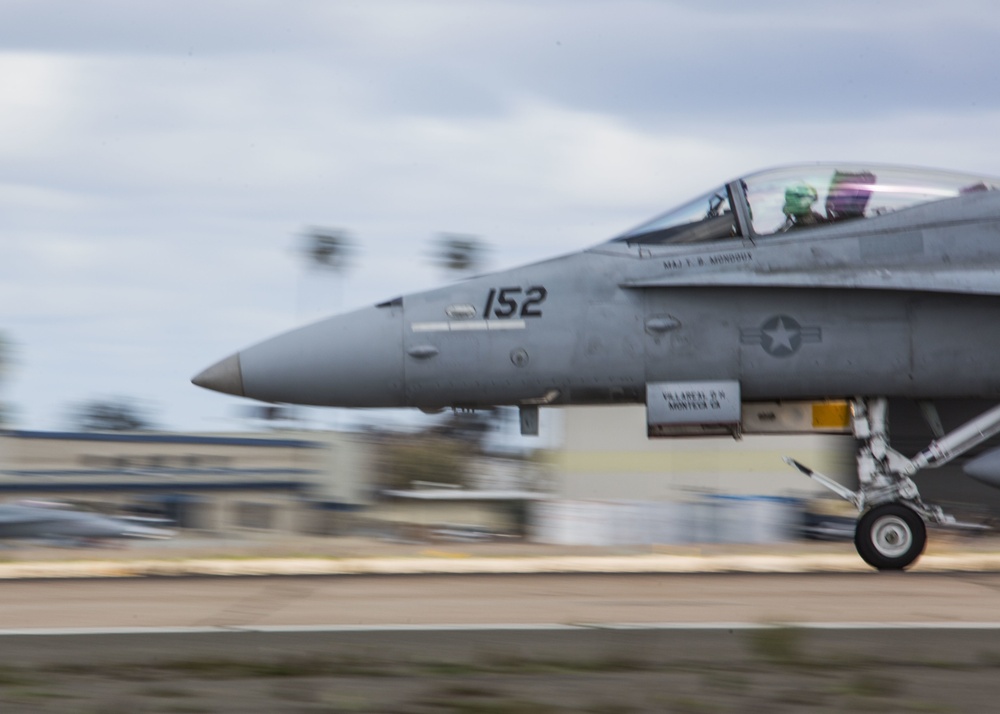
483 286 547 319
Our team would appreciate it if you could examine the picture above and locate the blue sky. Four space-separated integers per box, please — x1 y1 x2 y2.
2 0 999 431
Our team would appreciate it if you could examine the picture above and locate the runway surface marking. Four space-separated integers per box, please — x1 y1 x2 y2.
4 622 1000 636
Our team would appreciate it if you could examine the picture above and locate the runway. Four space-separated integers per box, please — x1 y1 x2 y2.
3 573 1000 712
3 571 1000 630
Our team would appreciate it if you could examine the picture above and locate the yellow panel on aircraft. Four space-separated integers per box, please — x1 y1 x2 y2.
812 401 850 429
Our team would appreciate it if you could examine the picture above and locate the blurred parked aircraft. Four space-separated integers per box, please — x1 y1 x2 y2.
0 501 174 545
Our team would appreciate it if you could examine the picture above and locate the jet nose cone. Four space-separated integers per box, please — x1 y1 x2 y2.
191 353 245 397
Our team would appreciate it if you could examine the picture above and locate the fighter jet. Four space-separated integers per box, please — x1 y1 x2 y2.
194 162 1000 570
0 501 174 544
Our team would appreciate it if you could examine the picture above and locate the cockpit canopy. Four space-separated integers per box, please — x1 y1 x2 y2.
614 163 999 246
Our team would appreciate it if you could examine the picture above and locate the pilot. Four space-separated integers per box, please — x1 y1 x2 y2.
780 182 825 231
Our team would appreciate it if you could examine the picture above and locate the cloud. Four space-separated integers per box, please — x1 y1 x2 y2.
2 0 1000 430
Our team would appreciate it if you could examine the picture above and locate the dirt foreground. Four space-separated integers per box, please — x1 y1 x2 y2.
1 627 998 713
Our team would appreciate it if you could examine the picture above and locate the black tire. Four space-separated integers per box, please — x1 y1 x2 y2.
854 503 927 571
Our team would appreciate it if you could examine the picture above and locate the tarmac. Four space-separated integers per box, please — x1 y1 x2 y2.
2 530 1000 577
5 542 1000 713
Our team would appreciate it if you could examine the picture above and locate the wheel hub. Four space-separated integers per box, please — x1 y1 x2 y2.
872 515 912 557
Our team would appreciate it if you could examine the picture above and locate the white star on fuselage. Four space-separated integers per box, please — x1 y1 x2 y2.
763 318 797 351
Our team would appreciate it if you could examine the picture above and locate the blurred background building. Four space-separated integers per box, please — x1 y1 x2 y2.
0 430 363 532
0 405 875 546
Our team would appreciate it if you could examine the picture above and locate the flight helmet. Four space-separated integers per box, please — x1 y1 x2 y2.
783 183 819 216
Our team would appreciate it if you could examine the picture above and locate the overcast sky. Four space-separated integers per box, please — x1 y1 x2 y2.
2 0 999 433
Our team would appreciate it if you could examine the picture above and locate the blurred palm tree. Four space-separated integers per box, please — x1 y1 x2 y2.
302 226 357 273
295 225 358 319
429 233 488 278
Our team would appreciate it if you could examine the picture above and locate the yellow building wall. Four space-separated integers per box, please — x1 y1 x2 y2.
547 405 856 501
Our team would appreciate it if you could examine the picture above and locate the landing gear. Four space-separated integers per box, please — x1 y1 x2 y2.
787 397 1000 570
854 503 926 570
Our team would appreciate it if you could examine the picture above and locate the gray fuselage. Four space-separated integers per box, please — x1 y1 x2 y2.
194 164 1000 412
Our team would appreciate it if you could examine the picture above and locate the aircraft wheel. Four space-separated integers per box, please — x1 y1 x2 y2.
854 503 926 571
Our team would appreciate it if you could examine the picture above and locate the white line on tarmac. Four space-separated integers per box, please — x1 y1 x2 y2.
3 622 1000 636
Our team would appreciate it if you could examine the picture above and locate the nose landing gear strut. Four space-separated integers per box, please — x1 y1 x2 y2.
786 397 1000 570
